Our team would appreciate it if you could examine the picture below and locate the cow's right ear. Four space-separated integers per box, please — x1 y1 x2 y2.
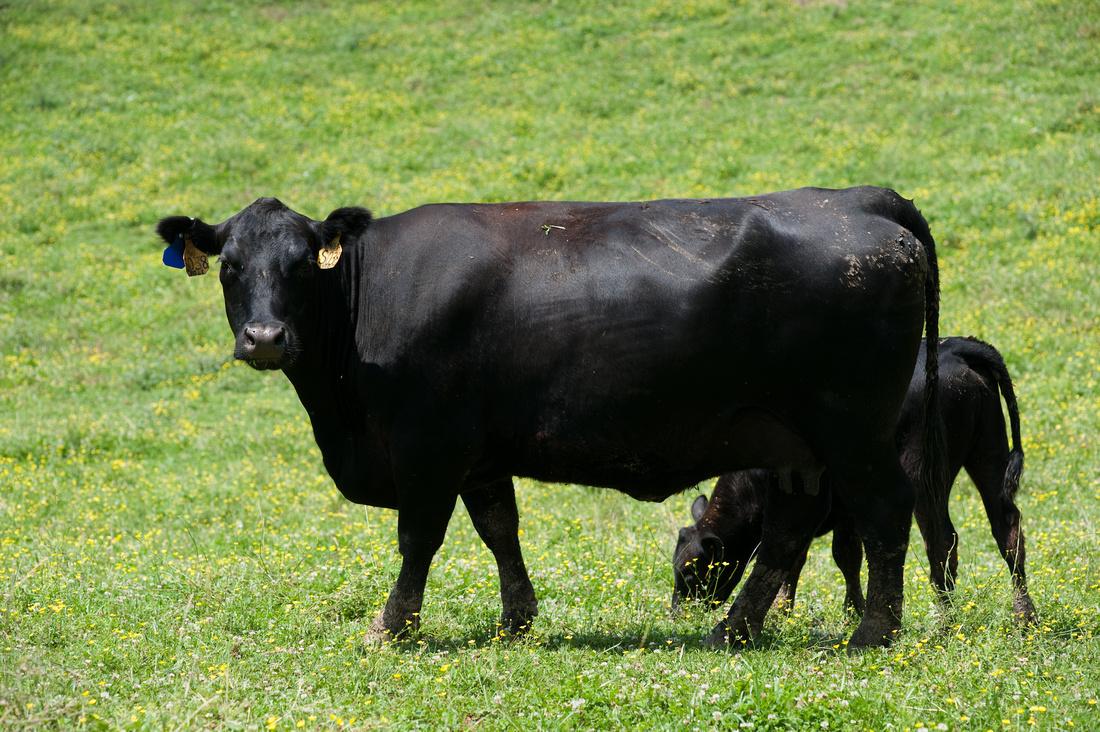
691 494 709 523
156 216 224 276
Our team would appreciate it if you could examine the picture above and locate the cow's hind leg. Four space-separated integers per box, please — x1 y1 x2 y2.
368 495 457 643
705 486 826 648
462 478 539 635
831 510 865 616
836 450 914 649
967 450 1037 623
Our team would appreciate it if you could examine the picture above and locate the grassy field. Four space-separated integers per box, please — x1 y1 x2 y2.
1 0 1098 728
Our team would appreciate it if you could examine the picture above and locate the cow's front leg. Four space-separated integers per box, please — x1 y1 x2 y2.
462 478 538 635
705 485 827 648
367 494 457 643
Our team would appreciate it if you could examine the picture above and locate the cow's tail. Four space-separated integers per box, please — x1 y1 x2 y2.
954 336 1025 505
896 196 951 586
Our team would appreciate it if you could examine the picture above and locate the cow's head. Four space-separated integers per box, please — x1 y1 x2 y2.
156 198 371 370
671 494 750 610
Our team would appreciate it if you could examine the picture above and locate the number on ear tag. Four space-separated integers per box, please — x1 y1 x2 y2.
317 233 342 270
183 235 209 276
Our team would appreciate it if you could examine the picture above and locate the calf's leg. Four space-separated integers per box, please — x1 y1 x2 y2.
773 545 809 612
830 511 865 615
914 490 960 601
967 451 1037 623
462 478 539 634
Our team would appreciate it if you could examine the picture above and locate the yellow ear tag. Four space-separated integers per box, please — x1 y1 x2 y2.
183 235 209 277
317 233 342 270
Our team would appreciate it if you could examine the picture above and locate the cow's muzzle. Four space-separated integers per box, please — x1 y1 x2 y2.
238 321 287 369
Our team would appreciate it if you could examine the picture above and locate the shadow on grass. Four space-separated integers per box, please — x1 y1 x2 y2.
367 621 865 654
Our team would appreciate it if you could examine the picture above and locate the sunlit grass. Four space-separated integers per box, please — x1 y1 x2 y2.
1 0 1097 728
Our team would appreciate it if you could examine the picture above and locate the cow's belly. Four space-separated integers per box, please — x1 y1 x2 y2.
500 394 823 500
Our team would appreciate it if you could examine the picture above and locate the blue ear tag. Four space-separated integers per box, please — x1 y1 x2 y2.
162 233 185 269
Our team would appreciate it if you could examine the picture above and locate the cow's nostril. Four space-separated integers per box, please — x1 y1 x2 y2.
239 322 288 365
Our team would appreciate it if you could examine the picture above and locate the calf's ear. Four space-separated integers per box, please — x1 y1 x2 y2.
691 494 709 523
156 216 224 276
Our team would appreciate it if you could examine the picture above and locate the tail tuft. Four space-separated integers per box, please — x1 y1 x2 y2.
1003 450 1024 502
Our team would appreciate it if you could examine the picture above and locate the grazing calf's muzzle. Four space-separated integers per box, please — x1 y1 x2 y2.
237 321 288 369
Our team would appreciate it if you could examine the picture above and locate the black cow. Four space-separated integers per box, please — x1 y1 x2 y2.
673 336 1036 623
156 186 944 648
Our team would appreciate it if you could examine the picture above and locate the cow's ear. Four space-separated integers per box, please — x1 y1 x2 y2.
314 207 372 270
320 207 372 245
156 216 224 276
691 494 709 523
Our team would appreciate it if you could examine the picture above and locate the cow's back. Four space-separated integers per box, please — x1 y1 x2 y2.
361 187 930 496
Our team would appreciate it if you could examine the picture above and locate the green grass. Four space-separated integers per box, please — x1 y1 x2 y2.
1 0 1098 728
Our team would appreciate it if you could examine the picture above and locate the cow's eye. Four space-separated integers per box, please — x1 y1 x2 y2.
220 259 239 279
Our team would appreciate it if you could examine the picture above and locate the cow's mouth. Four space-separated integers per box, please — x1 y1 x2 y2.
245 358 284 371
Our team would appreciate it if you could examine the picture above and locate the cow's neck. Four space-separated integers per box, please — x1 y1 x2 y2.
279 243 397 507
285 254 364 409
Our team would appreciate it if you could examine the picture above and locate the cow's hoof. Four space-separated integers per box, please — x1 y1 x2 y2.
1013 596 1038 625
846 616 899 651
703 622 752 650
362 627 392 647
703 625 731 649
363 611 417 647
498 608 538 638
363 614 393 648
771 589 793 614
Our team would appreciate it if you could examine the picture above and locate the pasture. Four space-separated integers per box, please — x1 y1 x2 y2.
1 0 1097 728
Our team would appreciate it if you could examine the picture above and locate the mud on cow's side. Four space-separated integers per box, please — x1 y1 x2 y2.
157 185 943 649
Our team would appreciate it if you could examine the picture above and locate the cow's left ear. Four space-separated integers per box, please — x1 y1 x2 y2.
156 216 225 276
315 207 372 270
320 207 372 242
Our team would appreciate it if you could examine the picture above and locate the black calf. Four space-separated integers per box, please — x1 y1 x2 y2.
672 336 1036 622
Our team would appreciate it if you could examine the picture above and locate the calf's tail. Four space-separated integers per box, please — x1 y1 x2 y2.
954 336 1025 505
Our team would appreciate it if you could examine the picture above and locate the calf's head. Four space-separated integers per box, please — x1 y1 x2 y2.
156 198 371 370
671 494 753 609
